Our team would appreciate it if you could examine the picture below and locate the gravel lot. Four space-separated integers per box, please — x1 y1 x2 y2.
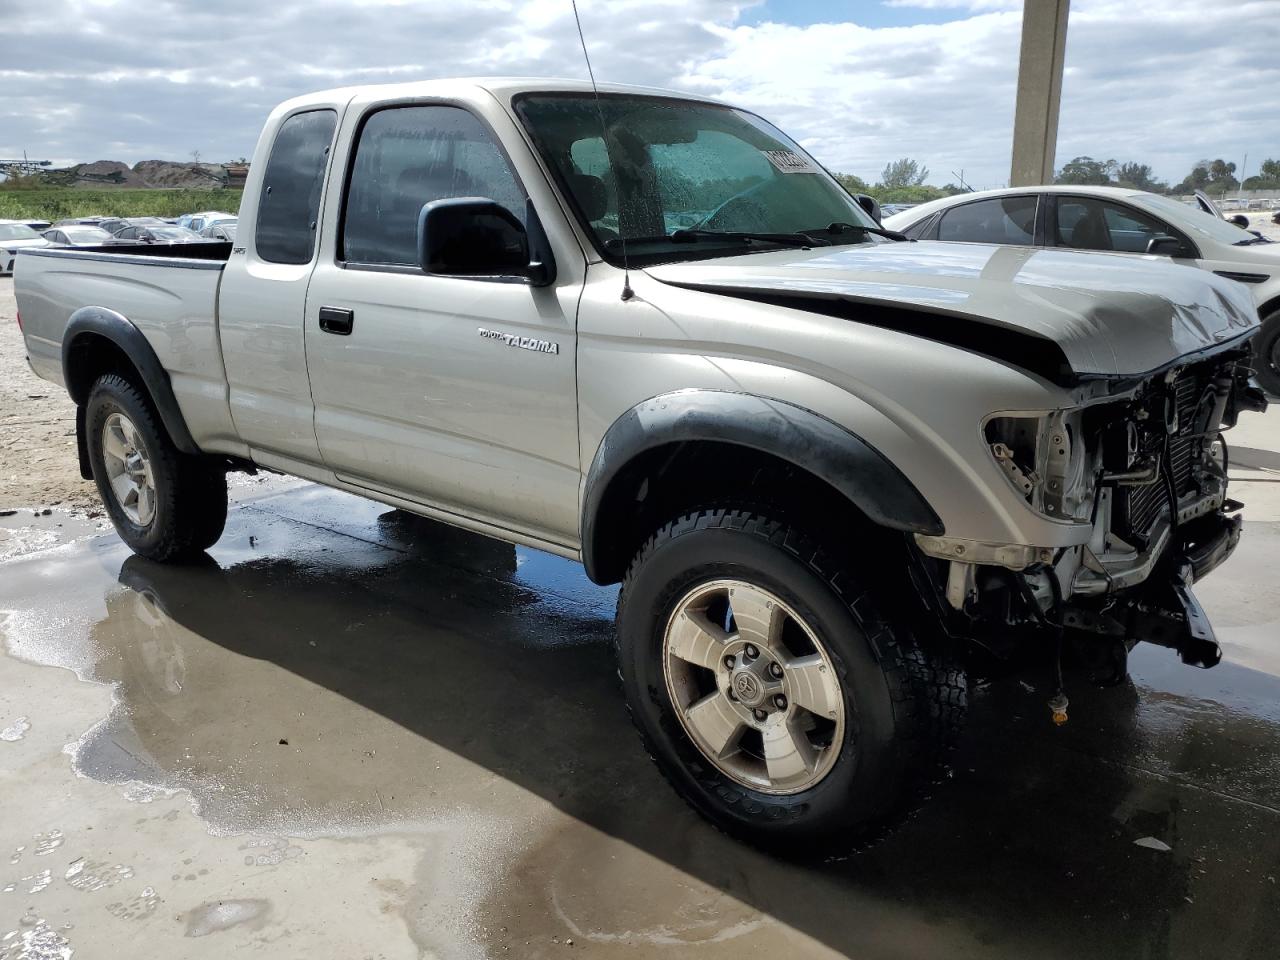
0 278 97 512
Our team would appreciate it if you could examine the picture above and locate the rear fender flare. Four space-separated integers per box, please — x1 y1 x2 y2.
62 306 200 455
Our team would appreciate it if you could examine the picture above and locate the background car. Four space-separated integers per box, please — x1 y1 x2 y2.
51 216 110 227
42 225 135 247
0 219 50 274
177 210 236 233
884 185 1280 393
98 216 168 236
112 224 213 245
200 219 237 241
190 213 236 233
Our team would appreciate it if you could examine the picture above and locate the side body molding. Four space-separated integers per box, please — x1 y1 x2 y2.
580 389 944 583
62 306 201 456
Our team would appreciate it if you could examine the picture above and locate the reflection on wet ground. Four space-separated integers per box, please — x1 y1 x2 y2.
1 484 1278 958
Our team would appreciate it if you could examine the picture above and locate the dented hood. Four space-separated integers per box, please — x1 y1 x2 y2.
644 242 1260 380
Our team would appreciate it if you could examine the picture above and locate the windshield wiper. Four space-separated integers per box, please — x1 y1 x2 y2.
606 229 828 250
670 228 830 248
1233 234 1274 245
825 221 912 242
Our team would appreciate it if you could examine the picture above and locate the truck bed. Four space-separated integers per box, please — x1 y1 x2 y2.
14 245 235 450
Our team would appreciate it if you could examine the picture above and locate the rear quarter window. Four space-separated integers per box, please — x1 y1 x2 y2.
256 109 338 264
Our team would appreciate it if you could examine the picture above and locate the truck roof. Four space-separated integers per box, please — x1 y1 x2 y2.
276 76 727 113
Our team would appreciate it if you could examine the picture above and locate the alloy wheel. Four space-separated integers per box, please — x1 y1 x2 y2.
101 412 157 526
662 579 846 795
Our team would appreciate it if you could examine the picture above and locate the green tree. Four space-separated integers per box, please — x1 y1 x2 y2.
1114 162 1166 193
833 172 870 195
1172 161 1210 194
1243 158 1280 190
1055 156 1116 185
1208 158 1237 188
879 158 928 190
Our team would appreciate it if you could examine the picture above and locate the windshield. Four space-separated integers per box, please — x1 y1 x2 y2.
0 224 41 241
1136 194 1260 245
515 94 878 262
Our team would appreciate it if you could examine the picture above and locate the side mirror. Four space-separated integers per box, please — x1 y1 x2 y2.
417 197 555 286
854 193 882 225
1145 236 1183 256
1228 213 1249 229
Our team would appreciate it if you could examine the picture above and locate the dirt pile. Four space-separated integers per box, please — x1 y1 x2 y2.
133 160 226 189
62 160 229 189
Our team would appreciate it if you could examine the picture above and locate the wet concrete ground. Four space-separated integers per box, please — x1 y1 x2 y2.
1 414 1278 958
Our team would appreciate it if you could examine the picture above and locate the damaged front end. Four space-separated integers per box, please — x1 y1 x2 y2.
913 345 1268 689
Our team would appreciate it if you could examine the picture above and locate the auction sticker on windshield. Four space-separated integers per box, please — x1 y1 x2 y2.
763 150 819 174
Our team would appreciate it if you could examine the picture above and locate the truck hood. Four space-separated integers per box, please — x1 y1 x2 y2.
644 241 1260 381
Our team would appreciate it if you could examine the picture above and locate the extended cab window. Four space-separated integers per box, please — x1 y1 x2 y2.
256 109 337 265
1053 197 1169 253
342 105 525 267
937 196 1037 245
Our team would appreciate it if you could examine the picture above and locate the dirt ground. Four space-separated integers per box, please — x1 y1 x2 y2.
0 278 98 513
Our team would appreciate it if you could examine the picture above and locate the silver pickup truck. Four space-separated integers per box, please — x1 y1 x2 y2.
15 78 1268 853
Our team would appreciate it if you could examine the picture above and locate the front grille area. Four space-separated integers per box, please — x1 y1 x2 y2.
1117 372 1207 540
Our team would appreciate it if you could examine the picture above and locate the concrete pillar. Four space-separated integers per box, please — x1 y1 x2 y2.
1009 0 1070 187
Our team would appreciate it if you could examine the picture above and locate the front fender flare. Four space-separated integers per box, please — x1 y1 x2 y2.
580 389 944 583
62 306 200 455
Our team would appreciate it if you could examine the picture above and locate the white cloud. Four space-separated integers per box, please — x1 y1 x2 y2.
883 0 1020 10
0 0 1276 188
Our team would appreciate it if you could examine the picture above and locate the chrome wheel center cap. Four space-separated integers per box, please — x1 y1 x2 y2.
730 669 766 707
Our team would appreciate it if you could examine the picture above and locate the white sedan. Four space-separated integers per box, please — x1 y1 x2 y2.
885 186 1280 393
0 220 50 275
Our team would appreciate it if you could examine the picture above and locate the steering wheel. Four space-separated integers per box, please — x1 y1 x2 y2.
690 180 773 231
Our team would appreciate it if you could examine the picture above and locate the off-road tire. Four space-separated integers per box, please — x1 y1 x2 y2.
1252 311 1280 397
86 374 228 562
616 509 965 854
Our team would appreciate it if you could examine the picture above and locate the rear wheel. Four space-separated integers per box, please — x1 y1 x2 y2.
86 374 228 562
616 509 965 854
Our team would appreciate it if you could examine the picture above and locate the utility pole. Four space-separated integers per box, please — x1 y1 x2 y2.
1009 0 1071 187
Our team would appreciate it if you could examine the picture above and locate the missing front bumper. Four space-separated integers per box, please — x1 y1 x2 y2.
1062 508 1243 676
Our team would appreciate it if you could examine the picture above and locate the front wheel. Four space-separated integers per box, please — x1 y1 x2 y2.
1252 311 1280 397
86 373 228 562
616 509 964 854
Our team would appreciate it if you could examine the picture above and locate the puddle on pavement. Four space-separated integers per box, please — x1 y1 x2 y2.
1 484 1279 957
0 509 108 563
0 494 620 838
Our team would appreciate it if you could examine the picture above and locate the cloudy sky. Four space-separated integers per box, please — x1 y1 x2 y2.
2 0 1277 188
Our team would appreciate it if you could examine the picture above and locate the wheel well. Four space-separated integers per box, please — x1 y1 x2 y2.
64 333 144 406
587 440 898 585
1258 294 1280 322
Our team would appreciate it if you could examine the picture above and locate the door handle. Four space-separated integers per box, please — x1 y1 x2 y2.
318 306 354 336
